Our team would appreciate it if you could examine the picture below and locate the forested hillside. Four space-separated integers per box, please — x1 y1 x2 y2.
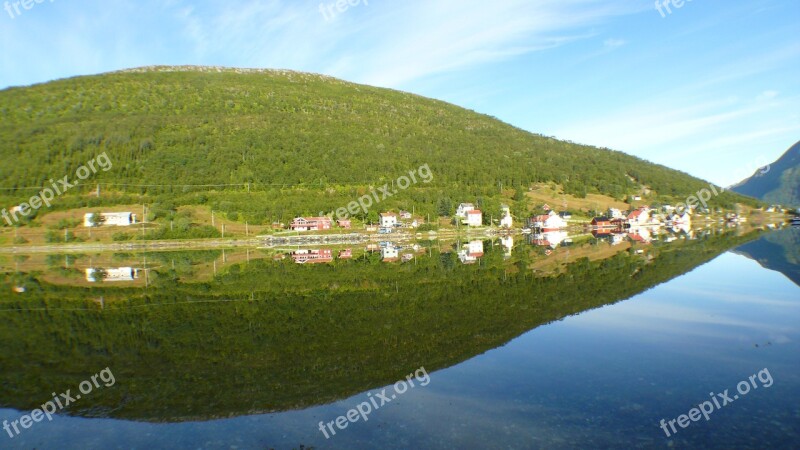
0 66 757 224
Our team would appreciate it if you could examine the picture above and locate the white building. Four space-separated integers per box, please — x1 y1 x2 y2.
608 208 625 219
500 205 513 228
85 267 139 282
465 210 483 227
84 212 136 227
379 213 398 228
456 203 476 218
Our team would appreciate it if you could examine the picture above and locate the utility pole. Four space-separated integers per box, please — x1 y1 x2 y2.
211 211 215 227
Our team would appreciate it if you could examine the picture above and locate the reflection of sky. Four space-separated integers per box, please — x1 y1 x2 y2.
2 250 799 449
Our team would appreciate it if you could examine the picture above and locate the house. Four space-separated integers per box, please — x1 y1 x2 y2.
85 267 139 282
465 210 483 227
530 211 567 231
290 217 332 231
271 222 286 230
500 205 513 228
558 211 573 220
84 212 136 227
456 203 476 218
337 219 352 229
458 240 484 264
399 211 413 219
591 217 614 228
542 204 552 211
291 249 334 264
379 212 398 228
608 208 625 219
627 209 649 226
631 195 642 201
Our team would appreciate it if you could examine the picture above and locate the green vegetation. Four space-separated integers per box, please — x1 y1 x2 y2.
0 228 763 422
0 67 759 228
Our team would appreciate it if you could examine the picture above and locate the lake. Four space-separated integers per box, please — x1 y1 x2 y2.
0 225 798 449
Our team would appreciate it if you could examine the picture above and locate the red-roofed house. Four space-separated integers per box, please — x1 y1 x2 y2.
290 217 332 231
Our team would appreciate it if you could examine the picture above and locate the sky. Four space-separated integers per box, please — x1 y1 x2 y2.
1 0 798 187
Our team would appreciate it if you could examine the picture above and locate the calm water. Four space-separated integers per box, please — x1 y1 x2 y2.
0 227 798 449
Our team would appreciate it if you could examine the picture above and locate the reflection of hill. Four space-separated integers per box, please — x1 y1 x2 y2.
733 227 800 287
0 230 762 423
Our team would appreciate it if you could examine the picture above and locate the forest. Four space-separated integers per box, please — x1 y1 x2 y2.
0 228 763 422
0 67 760 227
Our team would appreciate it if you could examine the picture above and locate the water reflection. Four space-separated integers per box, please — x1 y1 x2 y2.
0 226 797 449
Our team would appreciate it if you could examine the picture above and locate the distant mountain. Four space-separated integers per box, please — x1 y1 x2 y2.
734 227 800 287
731 140 800 206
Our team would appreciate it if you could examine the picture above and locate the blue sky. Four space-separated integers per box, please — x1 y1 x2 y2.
1 0 798 186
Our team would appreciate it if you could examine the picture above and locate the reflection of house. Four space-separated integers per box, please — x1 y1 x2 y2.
401 254 414 262
84 212 136 227
500 236 513 258
500 205 513 228
456 203 476 218
85 267 140 282
338 249 353 259
290 217 332 231
530 211 567 231
291 249 334 264
668 213 692 226
458 240 484 264
465 210 483 227
532 230 570 249
379 213 398 228
381 245 400 262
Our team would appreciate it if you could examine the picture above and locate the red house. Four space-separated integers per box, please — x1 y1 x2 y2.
591 217 613 228
290 217 332 231
291 249 334 264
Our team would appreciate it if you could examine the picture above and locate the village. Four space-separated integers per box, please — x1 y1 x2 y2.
4 199 783 283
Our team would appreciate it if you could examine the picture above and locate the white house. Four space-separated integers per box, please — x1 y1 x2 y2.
627 209 650 226
379 213 398 228
465 210 483 226
85 267 139 282
456 203 476 218
608 208 625 219
84 212 136 227
500 205 513 228
530 211 567 231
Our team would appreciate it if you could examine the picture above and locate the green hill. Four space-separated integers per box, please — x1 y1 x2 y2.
0 66 757 224
731 140 800 207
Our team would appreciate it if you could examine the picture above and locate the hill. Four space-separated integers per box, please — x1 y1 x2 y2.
0 66 758 225
731 140 800 207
